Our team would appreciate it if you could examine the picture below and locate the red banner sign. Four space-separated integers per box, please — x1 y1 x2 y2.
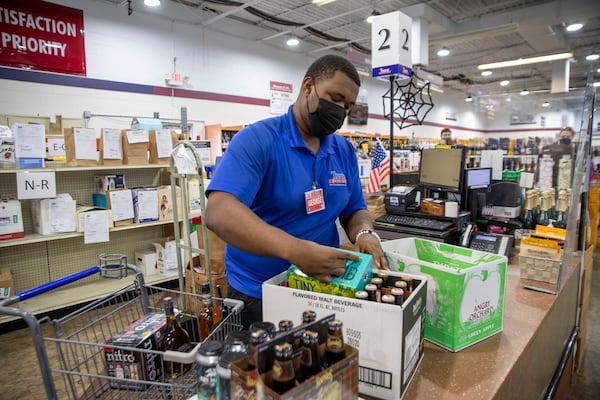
0 0 86 75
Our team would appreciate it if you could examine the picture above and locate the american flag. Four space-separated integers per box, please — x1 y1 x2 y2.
367 139 390 193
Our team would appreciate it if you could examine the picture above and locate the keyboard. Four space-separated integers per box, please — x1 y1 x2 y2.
375 214 455 231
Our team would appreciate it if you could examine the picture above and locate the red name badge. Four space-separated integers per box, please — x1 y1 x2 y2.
305 188 325 214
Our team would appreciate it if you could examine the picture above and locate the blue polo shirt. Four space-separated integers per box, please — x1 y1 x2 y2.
206 106 366 298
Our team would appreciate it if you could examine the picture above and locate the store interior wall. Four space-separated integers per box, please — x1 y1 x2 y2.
0 0 589 142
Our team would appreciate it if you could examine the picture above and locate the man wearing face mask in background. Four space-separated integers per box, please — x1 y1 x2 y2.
540 126 575 188
205 55 388 328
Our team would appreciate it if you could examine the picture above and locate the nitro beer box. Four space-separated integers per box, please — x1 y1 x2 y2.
381 237 507 352
263 269 426 399
103 312 167 390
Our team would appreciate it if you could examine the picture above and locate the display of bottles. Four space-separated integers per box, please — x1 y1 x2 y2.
269 342 297 394
324 319 345 367
299 330 321 382
538 190 551 226
198 282 223 340
522 189 536 229
160 297 194 379
196 339 224 400
554 189 569 229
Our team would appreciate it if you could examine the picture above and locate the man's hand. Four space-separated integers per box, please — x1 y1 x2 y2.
290 241 360 283
355 232 389 270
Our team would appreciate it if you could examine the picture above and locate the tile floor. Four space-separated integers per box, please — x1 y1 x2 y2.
0 250 599 399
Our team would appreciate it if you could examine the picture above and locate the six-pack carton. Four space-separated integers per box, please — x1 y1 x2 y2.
263 266 427 399
381 237 507 352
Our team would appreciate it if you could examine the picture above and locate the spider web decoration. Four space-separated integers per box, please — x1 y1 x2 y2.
382 77 435 131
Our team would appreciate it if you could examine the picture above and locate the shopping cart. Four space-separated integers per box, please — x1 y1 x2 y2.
0 254 243 400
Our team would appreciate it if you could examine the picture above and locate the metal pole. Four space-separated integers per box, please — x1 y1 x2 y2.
389 75 395 189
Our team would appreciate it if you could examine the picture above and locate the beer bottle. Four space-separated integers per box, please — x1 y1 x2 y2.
160 297 194 379
355 290 368 300
400 276 413 299
270 342 296 394
391 287 404 306
376 271 390 288
325 319 345 367
250 321 277 339
299 330 321 382
370 277 383 302
198 282 223 340
381 294 395 305
278 319 294 335
365 283 378 302
302 310 317 325
225 330 250 354
247 328 269 371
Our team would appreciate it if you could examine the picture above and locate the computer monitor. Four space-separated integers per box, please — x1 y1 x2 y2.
465 168 492 189
418 147 466 193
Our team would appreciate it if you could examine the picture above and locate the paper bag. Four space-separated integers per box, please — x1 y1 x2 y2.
149 129 177 164
100 128 123 166
64 127 98 166
197 226 226 274
122 129 149 165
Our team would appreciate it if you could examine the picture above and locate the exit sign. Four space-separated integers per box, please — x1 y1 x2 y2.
16 171 57 199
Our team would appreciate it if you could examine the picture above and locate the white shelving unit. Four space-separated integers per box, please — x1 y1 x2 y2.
0 163 175 324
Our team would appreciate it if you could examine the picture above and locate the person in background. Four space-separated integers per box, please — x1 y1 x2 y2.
540 126 575 188
439 127 453 145
204 55 388 329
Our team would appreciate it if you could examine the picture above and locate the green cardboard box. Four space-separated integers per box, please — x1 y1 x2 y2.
382 238 507 352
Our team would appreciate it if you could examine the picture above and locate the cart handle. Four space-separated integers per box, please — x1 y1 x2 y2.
16 266 102 302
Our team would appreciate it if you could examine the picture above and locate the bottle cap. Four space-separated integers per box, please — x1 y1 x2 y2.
278 319 294 332
274 342 293 358
198 339 225 357
302 310 317 323
250 321 276 337
201 282 211 295
301 330 319 344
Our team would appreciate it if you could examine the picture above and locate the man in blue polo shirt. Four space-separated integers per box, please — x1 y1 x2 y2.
205 55 388 328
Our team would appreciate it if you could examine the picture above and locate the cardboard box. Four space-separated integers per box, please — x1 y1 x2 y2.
0 199 24 240
196 226 226 274
31 194 77 235
0 267 14 299
287 250 373 298
135 248 157 276
132 187 159 223
420 198 445 216
153 238 184 277
262 269 426 399
157 185 182 221
94 175 125 194
104 312 167 390
381 237 507 352
76 206 113 232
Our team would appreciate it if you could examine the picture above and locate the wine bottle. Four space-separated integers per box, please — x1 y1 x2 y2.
160 297 193 379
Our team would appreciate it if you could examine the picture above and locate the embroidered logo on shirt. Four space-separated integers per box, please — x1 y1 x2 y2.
328 171 347 186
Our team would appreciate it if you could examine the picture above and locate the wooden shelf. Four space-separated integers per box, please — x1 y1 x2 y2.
0 273 177 324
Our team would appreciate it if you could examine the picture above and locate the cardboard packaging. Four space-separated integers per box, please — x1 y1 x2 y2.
262 269 426 399
420 198 445 216
0 125 15 167
94 175 126 194
0 267 14 299
157 185 182 221
0 199 24 240
135 248 157 276
153 238 184 277
132 187 159 223
31 194 77 235
196 226 226 274
381 237 507 352
106 189 134 227
103 312 166 390
76 206 113 232
287 250 373 298
122 129 149 165
64 127 98 167
149 129 177 164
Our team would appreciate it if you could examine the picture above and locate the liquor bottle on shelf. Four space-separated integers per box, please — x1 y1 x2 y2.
324 319 346 367
270 343 297 394
198 282 223 341
160 297 194 379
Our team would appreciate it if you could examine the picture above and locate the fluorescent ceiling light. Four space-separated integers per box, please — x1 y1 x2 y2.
465 95 473 102
593 82 600 87
542 101 550 107
520 89 529 96
500 80 510 86
366 11 378 24
286 35 300 46
566 22 583 32
313 0 336 5
437 47 450 57
481 70 493 76
144 0 160 6
478 52 573 70
586 54 599 61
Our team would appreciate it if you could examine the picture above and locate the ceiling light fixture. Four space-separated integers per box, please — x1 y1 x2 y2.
586 53 599 61
478 52 573 70
542 101 550 107
500 80 510 86
366 11 378 24
465 94 473 102
144 0 160 6
286 35 300 46
481 70 493 76
565 22 583 32
520 88 529 96
593 82 600 87
437 46 450 57
312 0 337 5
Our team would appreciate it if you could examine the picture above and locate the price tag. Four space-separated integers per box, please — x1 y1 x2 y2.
371 11 413 79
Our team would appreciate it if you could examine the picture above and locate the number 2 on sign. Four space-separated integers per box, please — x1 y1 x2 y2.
377 28 409 52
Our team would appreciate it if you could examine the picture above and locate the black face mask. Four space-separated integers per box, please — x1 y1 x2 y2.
559 138 571 145
307 86 347 138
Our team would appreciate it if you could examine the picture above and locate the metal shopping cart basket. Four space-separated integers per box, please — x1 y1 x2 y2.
0 254 243 400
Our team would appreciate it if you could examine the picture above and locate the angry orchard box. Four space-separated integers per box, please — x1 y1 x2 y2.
381 237 507 352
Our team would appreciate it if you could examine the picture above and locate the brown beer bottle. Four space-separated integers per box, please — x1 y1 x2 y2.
198 282 223 340
302 310 317 325
247 328 269 371
159 297 194 379
270 342 296 394
325 319 345 367
299 330 322 382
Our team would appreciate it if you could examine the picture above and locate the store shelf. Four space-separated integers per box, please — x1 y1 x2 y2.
0 273 177 325
0 163 169 174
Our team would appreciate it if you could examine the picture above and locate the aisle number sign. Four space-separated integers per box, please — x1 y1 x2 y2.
371 11 413 79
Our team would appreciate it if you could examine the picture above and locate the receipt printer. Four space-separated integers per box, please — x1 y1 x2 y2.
384 186 419 214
